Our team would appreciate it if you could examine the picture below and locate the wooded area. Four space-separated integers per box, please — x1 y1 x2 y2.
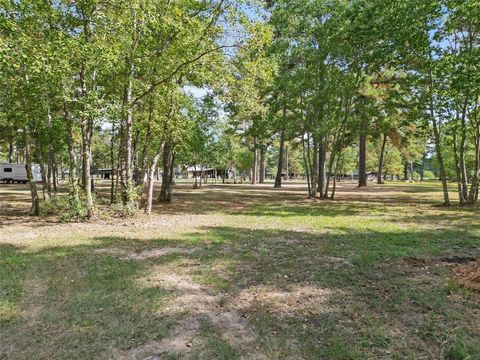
1 0 479 219
1 2 480 358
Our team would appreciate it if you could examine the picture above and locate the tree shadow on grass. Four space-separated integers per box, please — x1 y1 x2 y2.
1 225 479 359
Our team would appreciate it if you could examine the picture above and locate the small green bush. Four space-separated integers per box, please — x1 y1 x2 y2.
40 193 88 221
106 201 138 218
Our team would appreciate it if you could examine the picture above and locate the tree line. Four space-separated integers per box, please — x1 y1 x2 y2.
0 0 479 219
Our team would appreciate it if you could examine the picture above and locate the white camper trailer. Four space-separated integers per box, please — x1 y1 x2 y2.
0 163 42 183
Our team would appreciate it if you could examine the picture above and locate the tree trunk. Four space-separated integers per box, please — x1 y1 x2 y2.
420 152 425 181
459 115 469 203
121 76 134 205
110 122 116 204
81 120 94 218
52 163 58 193
453 132 466 204
377 133 387 184
330 148 343 200
285 145 289 180
274 126 285 188
79 65 95 219
8 141 14 163
469 122 479 205
24 126 39 215
428 69 450 205
358 118 367 187
302 135 311 197
317 138 326 196
35 140 49 200
251 138 258 185
65 104 79 202
145 149 161 214
159 141 173 202
47 109 54 195
138 98 154 188
259 145 266 184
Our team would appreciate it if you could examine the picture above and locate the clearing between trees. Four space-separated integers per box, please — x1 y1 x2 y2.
0 181 479 359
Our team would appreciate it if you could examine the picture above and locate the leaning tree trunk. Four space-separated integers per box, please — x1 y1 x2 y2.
145 150 162 215
330 148 344 200
24 126 39 215
377 133 387 184
274 127 285 188
428 70 450 206
358 118 367 188
159 141 173 202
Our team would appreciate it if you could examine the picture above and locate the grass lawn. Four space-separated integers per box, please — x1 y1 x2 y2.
0 181 479 359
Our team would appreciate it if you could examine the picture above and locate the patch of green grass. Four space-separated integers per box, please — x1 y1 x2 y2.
0 181 479 359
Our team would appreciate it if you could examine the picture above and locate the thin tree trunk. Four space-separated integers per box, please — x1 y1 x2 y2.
159 140 173 202
302 135 311 197
145 148 162 214
24 126 39 215
428 67 450 205
317 138 326 196
80 66 94 219
47 109 54 196
459 104 469 203
259 145 266 184
377 133 387 184
8 141 14 163
285 145 289 180
121 76 134 205
330 149 343 200
65 103 79 202
420 152 425 181
453 132 466 204
52 163 58 193
274 125 285 188
35 140 49 200
110 122 116 204
138 98 154 187
251 137 258 185
358 117 367 187
469 121 479 204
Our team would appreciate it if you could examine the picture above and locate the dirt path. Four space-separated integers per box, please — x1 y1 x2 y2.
110 267 264 359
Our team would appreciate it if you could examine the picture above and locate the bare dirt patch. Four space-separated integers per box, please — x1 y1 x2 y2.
93 247 198 260
233 284 335 317
113 268 263 359
452 260 480 292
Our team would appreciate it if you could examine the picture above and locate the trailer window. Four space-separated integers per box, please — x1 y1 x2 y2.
3 167 12 172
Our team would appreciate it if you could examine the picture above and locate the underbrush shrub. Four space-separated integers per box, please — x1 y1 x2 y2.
40 192 89 221
105 184 141 218
106 201 138 218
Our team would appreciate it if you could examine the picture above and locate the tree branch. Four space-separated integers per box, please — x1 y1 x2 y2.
131 44 235 105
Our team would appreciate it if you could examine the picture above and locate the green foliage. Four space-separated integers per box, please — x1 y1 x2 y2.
40 193 88 222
